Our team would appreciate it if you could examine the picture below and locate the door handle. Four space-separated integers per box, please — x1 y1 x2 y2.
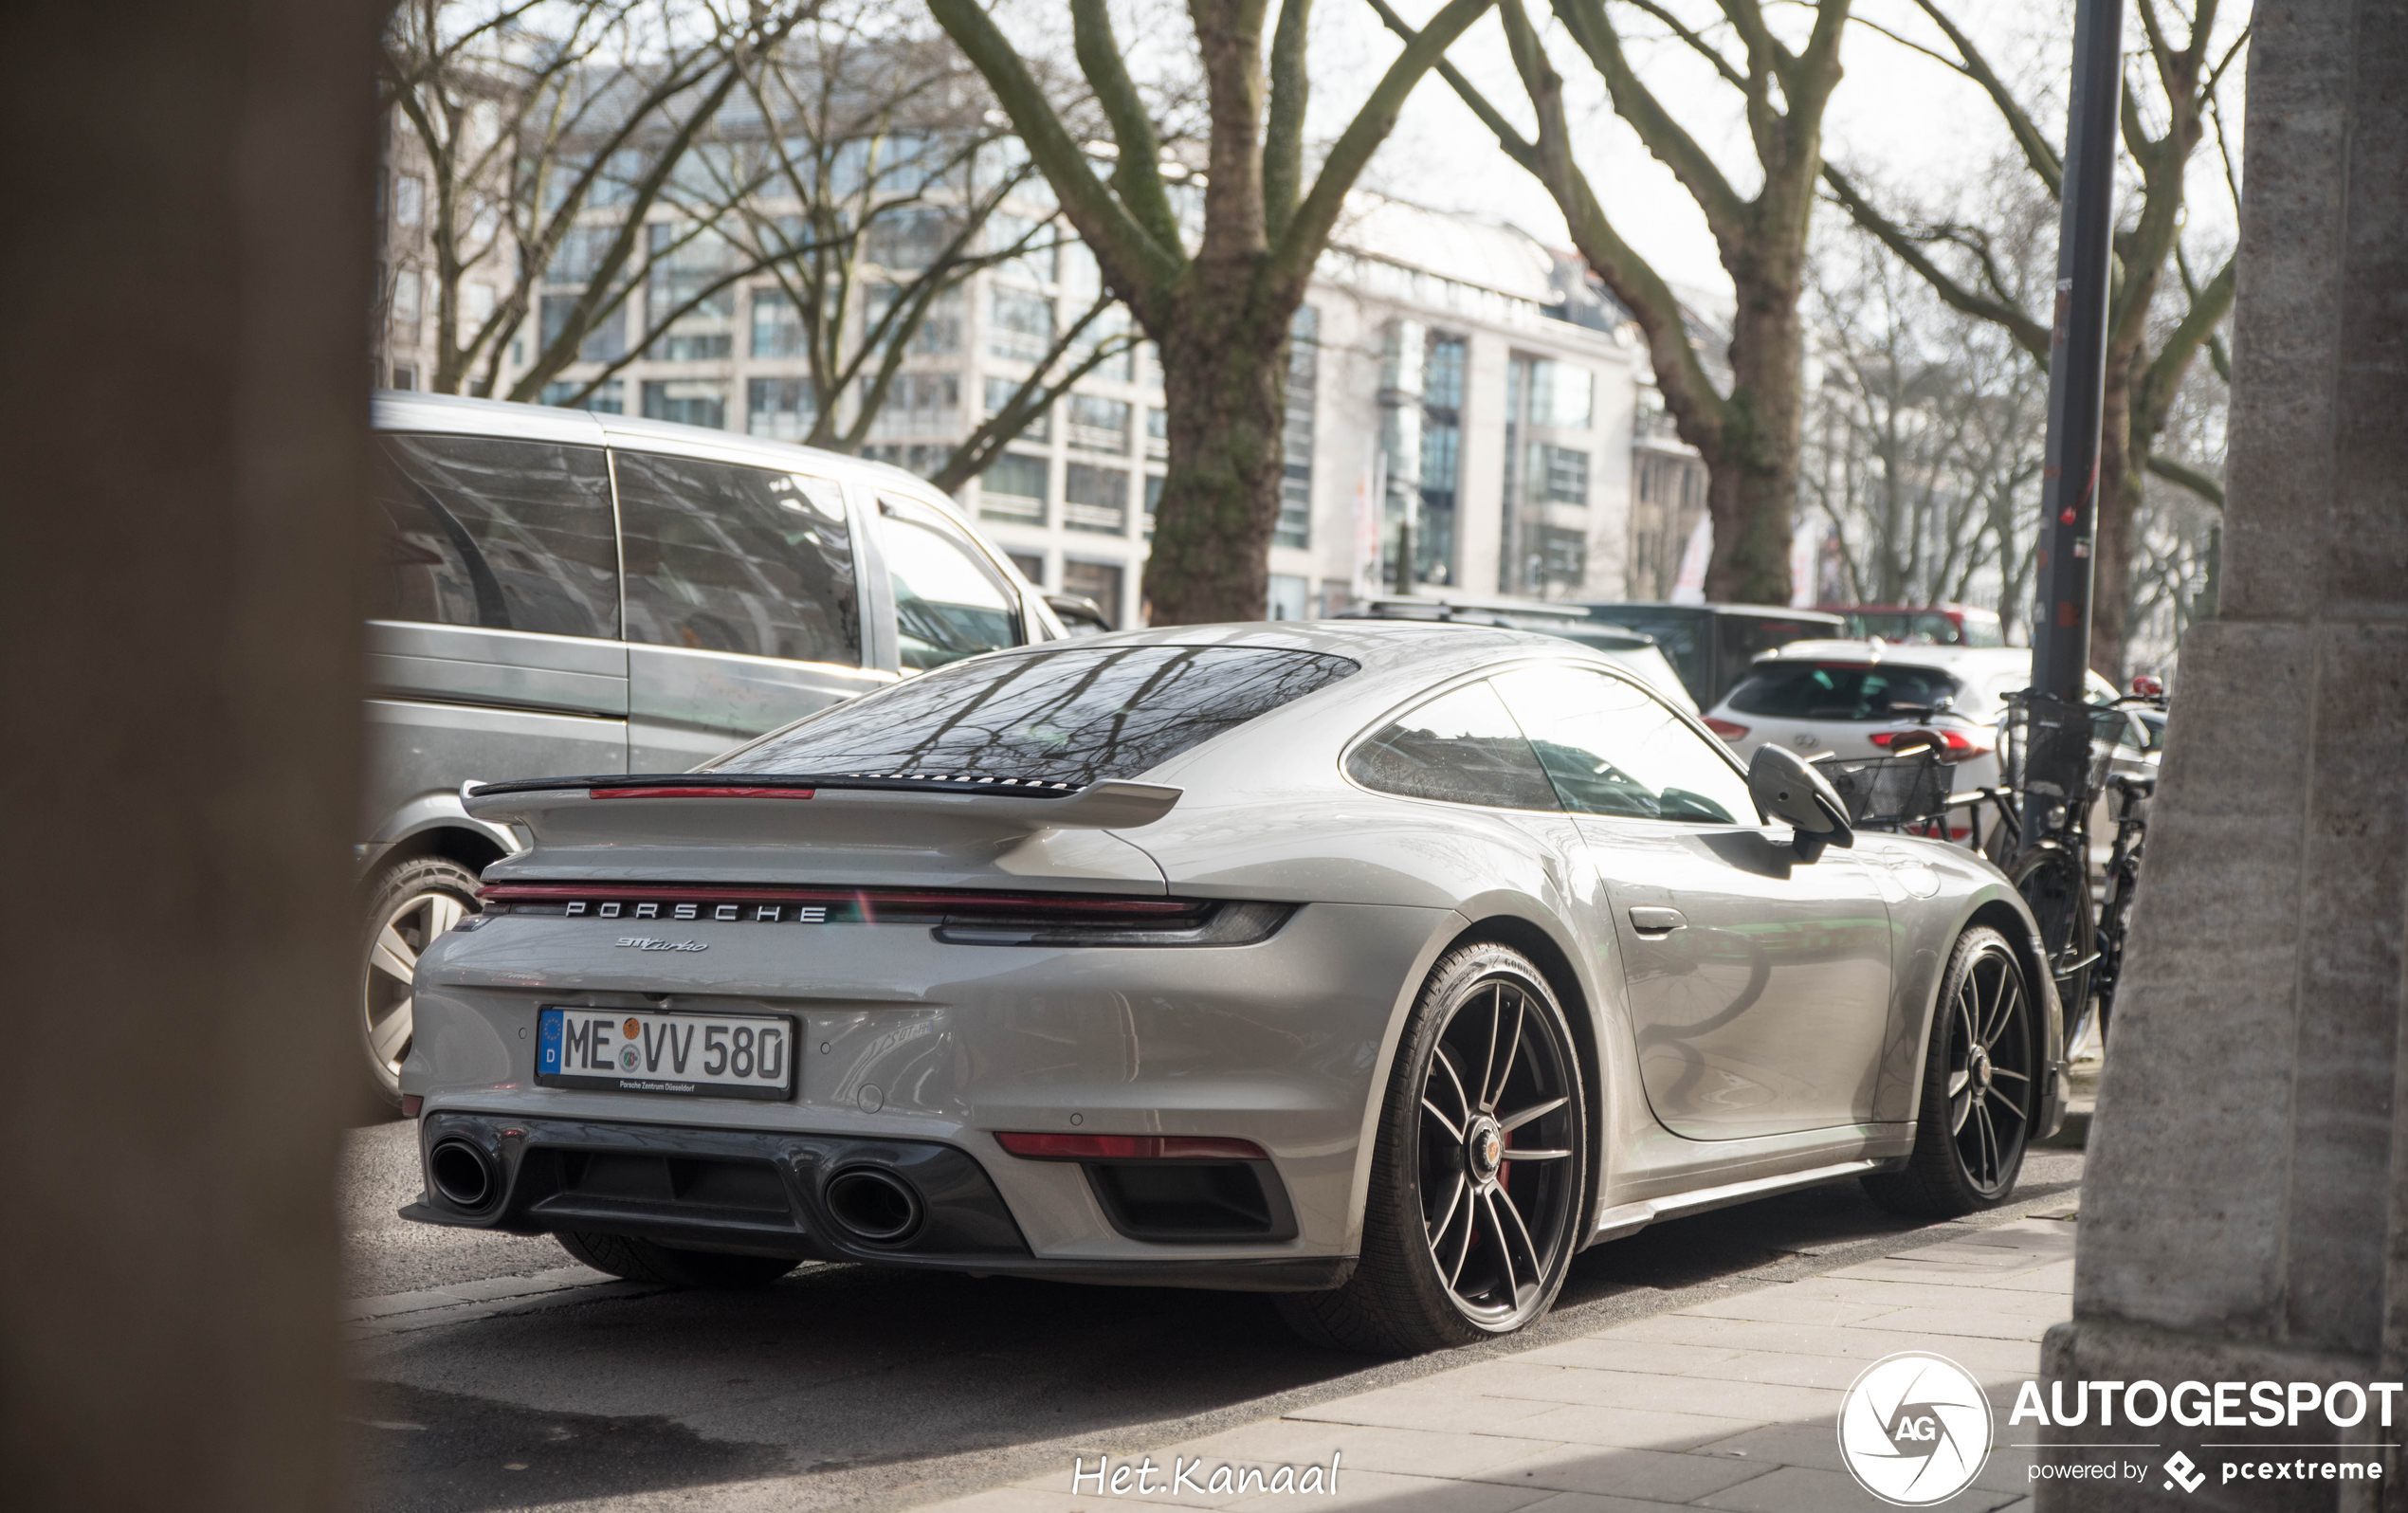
1628 906 1687 935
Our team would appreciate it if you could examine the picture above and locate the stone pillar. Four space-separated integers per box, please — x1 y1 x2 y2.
2036 1 2408 1507
0 1 380 1508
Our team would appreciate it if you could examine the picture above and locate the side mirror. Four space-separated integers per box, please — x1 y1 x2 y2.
1747 745 1855 863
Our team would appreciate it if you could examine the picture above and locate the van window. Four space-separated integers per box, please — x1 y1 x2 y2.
616 452 859 666
881 496 1020 671
369 433 619 637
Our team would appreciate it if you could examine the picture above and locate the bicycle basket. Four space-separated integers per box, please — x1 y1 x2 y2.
1999 690 2111 805
1812 751 1949 829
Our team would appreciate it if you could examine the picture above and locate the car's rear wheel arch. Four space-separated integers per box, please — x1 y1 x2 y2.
1449 914 1604 1239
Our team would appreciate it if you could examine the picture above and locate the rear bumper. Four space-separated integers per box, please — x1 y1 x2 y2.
405 1110 1351 1293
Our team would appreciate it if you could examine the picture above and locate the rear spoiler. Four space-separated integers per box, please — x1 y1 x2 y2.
463 773 1183 831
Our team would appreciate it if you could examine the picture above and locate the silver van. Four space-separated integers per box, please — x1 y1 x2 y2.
357 392 1064 1102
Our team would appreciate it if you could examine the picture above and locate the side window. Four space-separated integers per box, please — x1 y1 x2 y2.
369 433 618 637
1345 681 1560 812
616 452 859 666
1493 665 1754 824
880 496 1021 672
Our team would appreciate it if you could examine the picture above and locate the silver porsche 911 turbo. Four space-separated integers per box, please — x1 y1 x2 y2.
402 623 2064 1354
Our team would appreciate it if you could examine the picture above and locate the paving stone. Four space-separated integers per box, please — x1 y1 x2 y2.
1287 1388 1563 1435
1517 1339 1748 1376
1693 1462 2020 1512
1467 1441 1768 1502
1856 1307 2053 1342
1225 1467 1548 1512
1490 1404 1765 1452
1165 1422 1559 1483
1671 1292 1902 1328
1513 1494 1702 1513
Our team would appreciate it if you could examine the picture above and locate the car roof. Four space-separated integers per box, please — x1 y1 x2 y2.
976 618 1651 686
1748 639 2031 673
1573 601 1845 623
369 390 948 503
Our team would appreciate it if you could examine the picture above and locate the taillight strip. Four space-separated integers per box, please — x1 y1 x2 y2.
592 786 815 800
477 882 1194 917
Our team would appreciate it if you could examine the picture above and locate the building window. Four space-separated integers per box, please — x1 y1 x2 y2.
1064 462 1129 535
859 443 949 478
392 267 422 332
1007 551 1045 586
390 365 416 391
1143 474 1162 540
1541 526 1588 588
747 377 815 440
989 287 1055 361
979 451 1049 525
1276 305 1318 550
1061 558 1124 629
870 373 960 438
540 379 625 413
642 379 725 429
1268 574 1309 621
867 283 962 355
1145 407 1168 460
394 174 425 233
540 294 626 363
863 208 952 272
1419 331 1467 585
1067 393 1130 454
1541 445 1590 506
645 224 735 361
752 287 806 358
985 376 1047 440
1526 358 1593 428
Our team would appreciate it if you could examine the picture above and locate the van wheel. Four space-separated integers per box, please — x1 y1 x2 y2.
555 1230 799 1289
1276 943 1588 1354
358 854 481 1105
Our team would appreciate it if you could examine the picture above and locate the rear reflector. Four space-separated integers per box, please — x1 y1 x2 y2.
400 1095 423 1119
1702 717 1749 742
591 786 815 800
994 1132 1268 1161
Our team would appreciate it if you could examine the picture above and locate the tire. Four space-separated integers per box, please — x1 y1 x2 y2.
2007 845 2098 1057
1864 926 2038 1219
1276 942 1588 1355
554 1230 800 1289
357 853 483 1106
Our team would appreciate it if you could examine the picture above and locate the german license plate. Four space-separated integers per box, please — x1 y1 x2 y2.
536 1007 795 1101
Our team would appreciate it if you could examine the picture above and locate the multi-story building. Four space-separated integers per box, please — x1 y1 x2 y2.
487 174 1674 629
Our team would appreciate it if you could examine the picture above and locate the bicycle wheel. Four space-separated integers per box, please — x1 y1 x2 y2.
2009 846 2098 1056
2089 832 2145 1048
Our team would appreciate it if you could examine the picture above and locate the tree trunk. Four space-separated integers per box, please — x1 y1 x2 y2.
2088 357 2143 681
1140 284 1292 625
1700 280 1804 604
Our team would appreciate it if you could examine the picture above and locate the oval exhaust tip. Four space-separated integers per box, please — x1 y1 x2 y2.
428 1139 497 1211
825 1166 922 1245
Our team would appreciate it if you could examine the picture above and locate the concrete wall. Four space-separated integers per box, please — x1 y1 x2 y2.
0 0 380 1507
2038 1 2408 1506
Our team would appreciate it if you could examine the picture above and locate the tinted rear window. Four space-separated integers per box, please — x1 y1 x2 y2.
1725 663 1961 720
712 645 1359 785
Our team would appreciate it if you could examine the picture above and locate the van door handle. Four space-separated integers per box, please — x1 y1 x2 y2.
1628 906 1687 935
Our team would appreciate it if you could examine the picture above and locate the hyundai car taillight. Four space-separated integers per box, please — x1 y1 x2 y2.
1869 728 1991 762
1702 717 1749 742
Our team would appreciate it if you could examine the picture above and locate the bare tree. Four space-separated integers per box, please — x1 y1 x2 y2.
1823 0 2245 677
929 0 1496 624
1803 175 2052 637
1381 0 1852 604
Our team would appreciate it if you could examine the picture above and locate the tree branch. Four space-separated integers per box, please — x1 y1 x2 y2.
1265 0 1313 244
1550 0 1748 242
1906 0 2061 195
2143 451 2222 508
1365 0 1538 167
1821 164 2048 356
1072 0 1183 254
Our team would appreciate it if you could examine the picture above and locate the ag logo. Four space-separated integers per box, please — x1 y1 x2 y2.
1837 1351 1993 1505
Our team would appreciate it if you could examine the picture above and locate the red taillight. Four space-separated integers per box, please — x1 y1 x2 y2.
400 1095 423 1119
1702 718 1749 741
1870 729 1991 762
994 1132 1268 1161
591 786 815 800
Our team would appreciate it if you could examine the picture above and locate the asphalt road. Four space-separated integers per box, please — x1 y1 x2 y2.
340 1121 2085 1513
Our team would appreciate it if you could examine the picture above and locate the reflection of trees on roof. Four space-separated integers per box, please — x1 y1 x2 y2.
716 646 1359 786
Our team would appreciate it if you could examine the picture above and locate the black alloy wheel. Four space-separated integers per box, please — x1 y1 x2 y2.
1277 942 1587 1354
1866 926 2037 1217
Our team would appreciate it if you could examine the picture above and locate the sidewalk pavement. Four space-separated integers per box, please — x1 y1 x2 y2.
912 1212 2078 1513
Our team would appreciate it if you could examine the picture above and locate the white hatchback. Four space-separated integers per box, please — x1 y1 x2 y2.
1701 641 2131 844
